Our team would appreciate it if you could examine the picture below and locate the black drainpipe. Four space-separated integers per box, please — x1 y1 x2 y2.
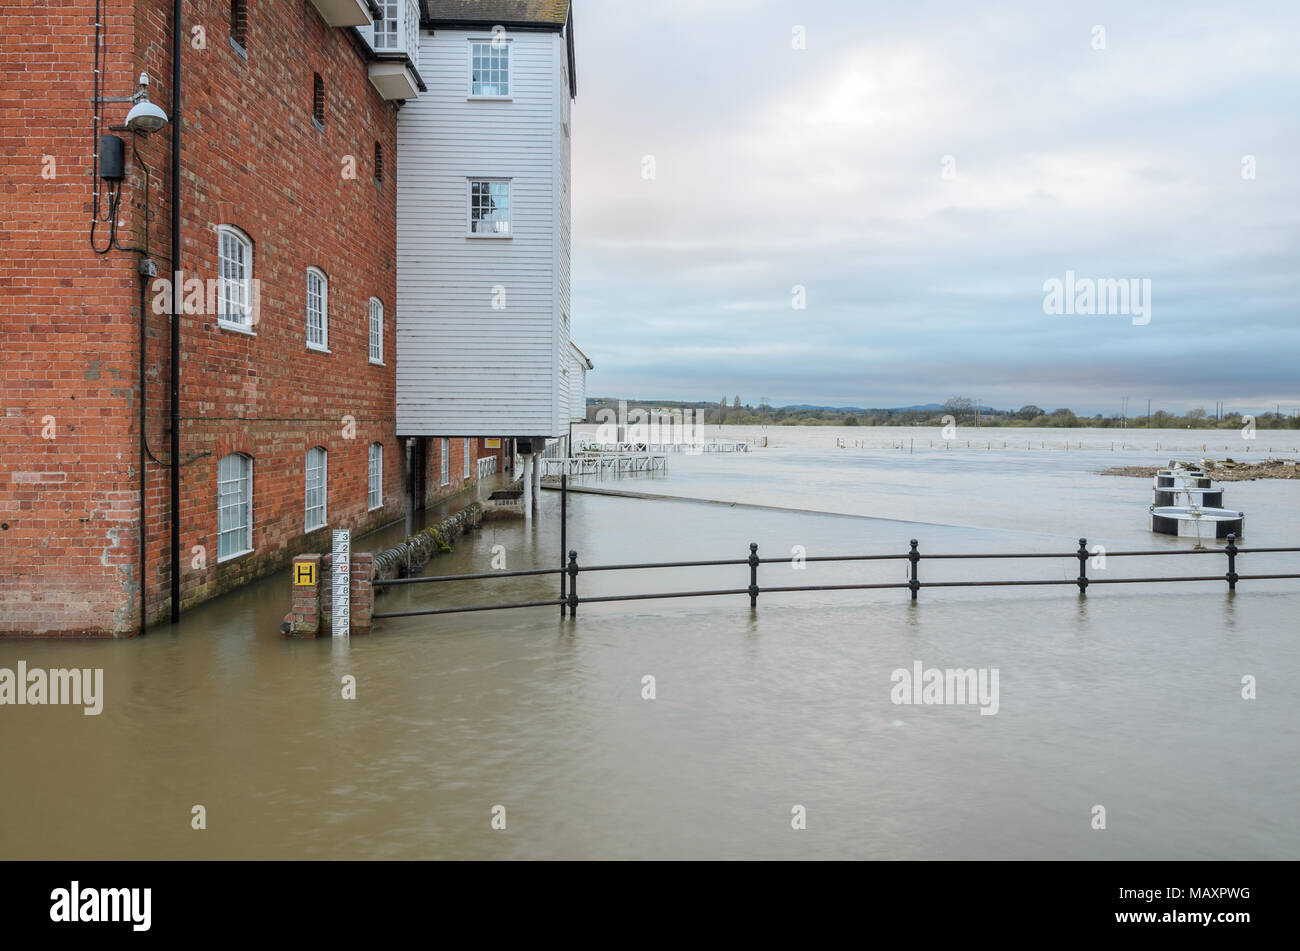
169 0 182 623
139 273 149 637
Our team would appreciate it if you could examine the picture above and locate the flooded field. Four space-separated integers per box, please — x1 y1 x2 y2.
2 428 1297 859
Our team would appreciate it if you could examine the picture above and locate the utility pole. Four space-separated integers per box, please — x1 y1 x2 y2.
1147 399 1151 427
1121 396 1128 429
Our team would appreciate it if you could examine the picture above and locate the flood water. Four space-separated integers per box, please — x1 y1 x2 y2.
2 427 1297 859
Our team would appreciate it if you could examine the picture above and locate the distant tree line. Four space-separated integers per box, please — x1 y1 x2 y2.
583 396 1300 430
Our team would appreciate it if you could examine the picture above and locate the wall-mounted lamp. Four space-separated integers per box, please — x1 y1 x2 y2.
124 73 168 134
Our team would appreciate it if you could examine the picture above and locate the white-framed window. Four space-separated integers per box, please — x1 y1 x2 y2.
469 39 509 97
468 179 510 237
305 446 328 531
306 267 328 351
373 0 400 51
463 437 471 479
217 452 253 562
217 225 254 331
440 438 450 486
368 442 383 510
368 297 384 364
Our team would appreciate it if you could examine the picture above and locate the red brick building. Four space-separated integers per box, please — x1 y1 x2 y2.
0 1 501 636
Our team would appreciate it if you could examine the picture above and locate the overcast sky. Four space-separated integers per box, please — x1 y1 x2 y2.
569 0 1298 415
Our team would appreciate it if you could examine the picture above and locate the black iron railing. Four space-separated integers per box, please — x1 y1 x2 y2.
369 535 1300 621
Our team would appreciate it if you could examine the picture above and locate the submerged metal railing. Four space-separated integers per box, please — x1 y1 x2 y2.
370 535 1300 621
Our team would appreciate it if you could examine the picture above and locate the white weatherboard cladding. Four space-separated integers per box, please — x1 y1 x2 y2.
555 32 574 428
568 346 587 421
397 28 571 437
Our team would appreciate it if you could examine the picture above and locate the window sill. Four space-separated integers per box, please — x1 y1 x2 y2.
468 95 512 102
312 118 325 133
467 232 512 240
368 504 383 513
217 321 256 336
369 358 385 367
217 548 253 565
305 522 327 534
229 37 247 60
307 343 331 354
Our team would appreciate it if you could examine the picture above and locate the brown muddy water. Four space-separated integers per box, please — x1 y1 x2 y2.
1 428 1297 859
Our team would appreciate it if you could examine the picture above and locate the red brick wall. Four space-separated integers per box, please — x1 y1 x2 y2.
0 0 143 635
420 435 484 508
1 0 403 636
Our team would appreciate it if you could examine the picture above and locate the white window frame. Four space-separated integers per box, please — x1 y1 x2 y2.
368 442 383 511
440 438 450 486
305 446 328 532
368 297 384 365
217 225 255 333
463 437 471 480
468 37 511 99
467 178 511 238
372 0 400 51
217 453 253 562
306 267 329 352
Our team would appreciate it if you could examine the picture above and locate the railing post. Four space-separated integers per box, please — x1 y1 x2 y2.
1076 537 1089 595
1225 534 1238 592
560 473 567 617
908 539 920 601
567 550 580 616
748 542 759 609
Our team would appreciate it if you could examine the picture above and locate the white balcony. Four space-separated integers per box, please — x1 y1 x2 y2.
361 0 423 100
309 0 373 28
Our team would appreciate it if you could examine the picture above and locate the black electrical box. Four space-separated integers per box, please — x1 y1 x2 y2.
98 135 125 180
516 438 534 454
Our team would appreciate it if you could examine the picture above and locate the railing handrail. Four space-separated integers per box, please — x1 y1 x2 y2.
369 534 1300 621
374 542 1300 587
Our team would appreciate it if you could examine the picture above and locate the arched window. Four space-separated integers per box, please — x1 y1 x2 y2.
217 225 254 330
368 443 383 510
306 267 328 351
368 297 383 364
305 446 328 531
217 453 253 561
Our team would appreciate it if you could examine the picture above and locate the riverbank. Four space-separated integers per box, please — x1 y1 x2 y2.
1100 459 1300 481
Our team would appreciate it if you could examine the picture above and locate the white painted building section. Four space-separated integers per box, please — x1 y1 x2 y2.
396 8 576 438
568 341 592 421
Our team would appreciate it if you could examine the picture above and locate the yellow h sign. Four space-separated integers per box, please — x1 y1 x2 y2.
294 562 317 587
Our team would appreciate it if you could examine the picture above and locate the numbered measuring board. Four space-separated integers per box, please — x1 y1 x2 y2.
332 530 350 637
